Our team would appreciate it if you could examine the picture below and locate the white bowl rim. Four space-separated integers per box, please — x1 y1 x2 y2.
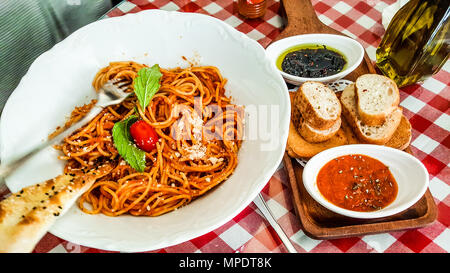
266 33 365 83
302 144 429 219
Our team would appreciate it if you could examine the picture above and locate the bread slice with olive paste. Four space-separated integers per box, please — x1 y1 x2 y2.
355 74 400 126
294 81 341 130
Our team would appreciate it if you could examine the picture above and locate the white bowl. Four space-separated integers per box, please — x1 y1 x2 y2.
0 10 290 252
302 145 429 219
265 34 364 85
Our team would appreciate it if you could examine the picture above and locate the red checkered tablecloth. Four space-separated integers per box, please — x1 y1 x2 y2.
2 0 448 253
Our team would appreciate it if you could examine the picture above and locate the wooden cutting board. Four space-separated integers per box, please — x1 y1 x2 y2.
274 0 437 239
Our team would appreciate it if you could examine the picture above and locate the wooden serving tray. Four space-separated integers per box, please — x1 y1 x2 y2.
274 0 438 239
283 153 437 239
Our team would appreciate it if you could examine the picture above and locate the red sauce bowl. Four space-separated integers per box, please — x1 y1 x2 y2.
302 145 429 219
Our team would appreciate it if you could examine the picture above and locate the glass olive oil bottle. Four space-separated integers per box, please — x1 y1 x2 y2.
376 0 449 87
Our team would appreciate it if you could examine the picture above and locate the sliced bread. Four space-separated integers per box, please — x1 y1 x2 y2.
355 74 400 126
294 81 341 130
287 121 348 158
341 83 402 145
384 115 412 150
0 164 112 253
292 93 341 143
340 108 412 150
298 117 341 143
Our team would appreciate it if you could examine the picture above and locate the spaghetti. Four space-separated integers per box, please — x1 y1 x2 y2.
54 61 244 217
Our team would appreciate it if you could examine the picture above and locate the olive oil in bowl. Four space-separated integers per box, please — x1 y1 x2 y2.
376 0 449 87
276 44 347 78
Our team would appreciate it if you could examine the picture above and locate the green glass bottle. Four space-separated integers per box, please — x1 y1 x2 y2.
376 0 449 87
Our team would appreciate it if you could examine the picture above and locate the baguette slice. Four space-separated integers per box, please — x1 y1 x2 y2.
355 74 400 126
292 93 341 143
341 83 402 145
0 164 112 253
385 115 412 150
298 117 341 143
341 108 412 150
287 121 348 158
294 81 341 130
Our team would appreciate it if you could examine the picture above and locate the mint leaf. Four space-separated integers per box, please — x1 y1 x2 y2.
133 64 162 110
112 115 146 172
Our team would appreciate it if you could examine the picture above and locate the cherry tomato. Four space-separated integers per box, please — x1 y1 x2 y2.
129 120 159 152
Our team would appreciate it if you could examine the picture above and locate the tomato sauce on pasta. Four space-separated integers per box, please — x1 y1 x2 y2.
54 61 244 217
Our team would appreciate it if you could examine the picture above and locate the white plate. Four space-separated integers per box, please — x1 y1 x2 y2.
302 145 429 219
265 34 364 85
0 10 290 252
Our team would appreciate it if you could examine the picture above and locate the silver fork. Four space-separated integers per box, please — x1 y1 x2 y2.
252 158 308 253
0 79 131 182
254 193 298 253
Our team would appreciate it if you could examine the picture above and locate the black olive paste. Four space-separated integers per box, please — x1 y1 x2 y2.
279 45 346 78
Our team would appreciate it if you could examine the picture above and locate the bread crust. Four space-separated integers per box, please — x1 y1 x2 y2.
291 91 342 143
294 82 341 130
355 74 400 126
341 84 402 145
287 121 348 158
384 115 412 150
298 117 341 143
0 164 112 253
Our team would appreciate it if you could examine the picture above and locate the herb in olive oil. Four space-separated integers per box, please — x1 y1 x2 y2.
277 44 347 78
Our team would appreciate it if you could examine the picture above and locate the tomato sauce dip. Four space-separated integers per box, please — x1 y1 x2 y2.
317 154 398 212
